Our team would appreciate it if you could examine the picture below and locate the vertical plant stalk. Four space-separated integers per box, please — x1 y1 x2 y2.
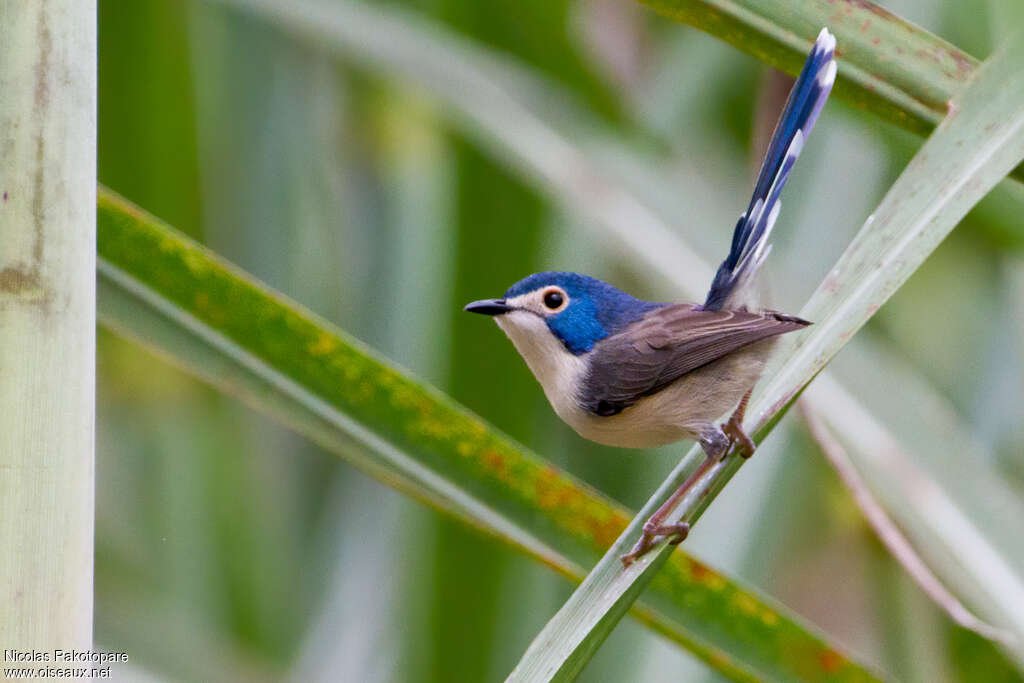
0 1 96 650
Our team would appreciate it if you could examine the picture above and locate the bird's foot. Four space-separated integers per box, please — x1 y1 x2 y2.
620 521 690 567
620 413 754 568
724 389 756 458
724 416 755 458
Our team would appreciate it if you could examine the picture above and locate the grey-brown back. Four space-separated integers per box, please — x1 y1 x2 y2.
578 305 809 416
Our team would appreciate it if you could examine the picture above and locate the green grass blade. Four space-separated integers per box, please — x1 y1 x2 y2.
509 32 1024 682
638 0 1016 182
637 0 964 135
97 187 882 682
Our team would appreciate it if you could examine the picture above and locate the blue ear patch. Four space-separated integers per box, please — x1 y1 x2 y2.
504 271 665 355
546 297 607 355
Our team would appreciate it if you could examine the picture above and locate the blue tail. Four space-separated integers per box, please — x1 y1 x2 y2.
704 28 837 310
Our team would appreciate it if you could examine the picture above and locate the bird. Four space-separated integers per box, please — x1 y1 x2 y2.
464 28 837 564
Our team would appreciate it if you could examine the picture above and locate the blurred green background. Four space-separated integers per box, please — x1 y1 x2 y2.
95 0 1024 680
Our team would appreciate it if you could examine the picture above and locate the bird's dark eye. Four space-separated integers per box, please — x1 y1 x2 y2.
543 290 565 310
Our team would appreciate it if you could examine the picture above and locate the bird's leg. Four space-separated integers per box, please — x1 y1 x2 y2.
620 430 730 567
723 389 756 458
620 393 759 566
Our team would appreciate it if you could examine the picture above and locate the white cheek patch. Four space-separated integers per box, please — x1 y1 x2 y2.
497 308 543 328
495 310 552 358
503 292 535 313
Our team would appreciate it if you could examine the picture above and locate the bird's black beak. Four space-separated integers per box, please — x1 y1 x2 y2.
464 298 511 316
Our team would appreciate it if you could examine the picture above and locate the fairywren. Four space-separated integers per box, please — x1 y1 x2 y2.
465 29 837 563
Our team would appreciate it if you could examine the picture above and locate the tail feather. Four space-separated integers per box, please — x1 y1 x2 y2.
704 28 837 310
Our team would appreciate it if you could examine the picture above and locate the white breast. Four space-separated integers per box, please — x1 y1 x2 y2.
494 311 588 424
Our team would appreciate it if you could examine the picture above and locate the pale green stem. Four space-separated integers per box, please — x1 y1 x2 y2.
0 0 96 651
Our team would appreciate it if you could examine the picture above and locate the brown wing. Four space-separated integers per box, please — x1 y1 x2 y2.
579 304 809 416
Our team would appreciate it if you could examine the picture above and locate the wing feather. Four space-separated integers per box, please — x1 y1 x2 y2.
579 305 809 416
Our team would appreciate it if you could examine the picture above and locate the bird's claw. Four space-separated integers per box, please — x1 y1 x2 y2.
724 389 756 458
620 521 690 567
724 417 756 458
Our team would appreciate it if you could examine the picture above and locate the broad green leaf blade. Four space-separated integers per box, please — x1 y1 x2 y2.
638 0 964 135
509 33 1024 682
97 188 881 682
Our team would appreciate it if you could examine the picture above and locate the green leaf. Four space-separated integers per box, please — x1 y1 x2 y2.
508 31 1024 682
638 0 1024 191
97 187 881 682
638 0 966 135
